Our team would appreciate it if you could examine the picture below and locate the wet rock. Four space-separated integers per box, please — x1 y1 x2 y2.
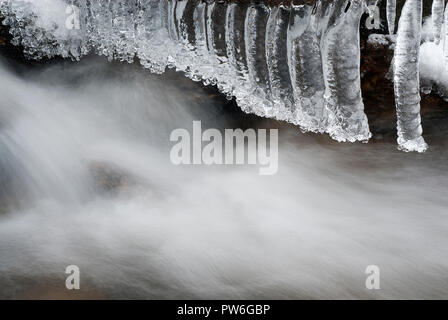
89 162 132 196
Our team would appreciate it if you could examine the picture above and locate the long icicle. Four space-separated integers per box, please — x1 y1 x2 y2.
288 1 327 133
266 4 294 121
321 0 371 142
245 2 273 117
394 0 427 152
432 0 444 45
225 2 251 108
386 0 397 35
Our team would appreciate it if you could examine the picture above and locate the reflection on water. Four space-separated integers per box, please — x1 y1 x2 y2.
1 55 448 299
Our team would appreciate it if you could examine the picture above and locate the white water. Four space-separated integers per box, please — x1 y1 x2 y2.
1 55 448 299
1 0 448 299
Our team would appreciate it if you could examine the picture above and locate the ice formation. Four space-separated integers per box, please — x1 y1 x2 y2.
0 0 434 151
393 0 426 152
432 0 444 44
386 0 396 35
321 0 370 142
444 2 448 70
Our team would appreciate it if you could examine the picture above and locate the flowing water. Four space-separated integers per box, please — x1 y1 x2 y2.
1 0 448 300
1 53 448 299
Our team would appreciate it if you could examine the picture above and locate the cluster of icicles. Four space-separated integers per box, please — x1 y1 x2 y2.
0 0 440 151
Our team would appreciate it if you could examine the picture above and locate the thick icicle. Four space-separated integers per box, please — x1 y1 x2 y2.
393 0 427 152
167 0 179 42
192 0 207 51
225 2 251 109
288 2 326 132
175 0 188 39
207 1 227 58
266 5 294 121
190 0 212 82
179 0 198 47
386 0 397 35
432 0 444 45
206 1 234 95
245 3 273 117
321 0 371 142
110 0 138 63
174 0 196 75
135 0 171 74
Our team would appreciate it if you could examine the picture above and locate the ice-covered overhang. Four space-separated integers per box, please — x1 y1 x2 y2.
0 0 438 152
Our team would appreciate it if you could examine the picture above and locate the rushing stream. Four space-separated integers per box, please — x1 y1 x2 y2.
1 0 448 300
1 53 448 299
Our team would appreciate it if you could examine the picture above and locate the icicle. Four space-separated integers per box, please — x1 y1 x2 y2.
393 0 427 152
244 3 273 117
190 0 211 82
206 1 228 60
105 0 136 63
432 0 444 45
443 3 448 70
104 0 118 61
225 2 251 106
167 0 178 42
63 0 85 60
135 0 170 73
178 0 201 79
321 0 371 142
179 0 198 46
266 5 294 121
173 0 193 73
175 0 188 38
386 0 397 35
206 1 233 94
193 0 207 50
288 2 326 132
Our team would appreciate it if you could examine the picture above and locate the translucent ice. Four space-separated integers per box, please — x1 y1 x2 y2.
432 0 444 44
287 2 326 132
321 0 371 142
0 0 430 151
266 5 294 121
387 0 397 35
393 0 427 152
